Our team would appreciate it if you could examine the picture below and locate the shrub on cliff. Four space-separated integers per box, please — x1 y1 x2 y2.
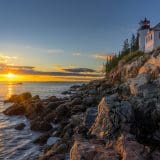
123 51 144 63
104 34 139 74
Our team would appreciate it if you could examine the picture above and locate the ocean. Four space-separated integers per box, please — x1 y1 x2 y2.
0 82 82 160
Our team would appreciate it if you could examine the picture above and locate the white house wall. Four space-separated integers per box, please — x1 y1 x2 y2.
139 29 149 52
145 31 154 53
154 31 160 49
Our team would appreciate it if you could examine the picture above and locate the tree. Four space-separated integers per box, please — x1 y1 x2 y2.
130 33 139 52
122 39 130 55
130 34 136 52
135 33 139 51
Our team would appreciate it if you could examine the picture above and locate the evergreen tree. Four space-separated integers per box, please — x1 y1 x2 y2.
135 33 139 50
130 34 136 52
122 39 130 55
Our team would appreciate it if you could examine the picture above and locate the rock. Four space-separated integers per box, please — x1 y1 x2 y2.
83 107 97 129
70 98 82 106
139 53 160 78
152 129 160 143
61 91 71 95
47 101 64 110
151 150 160 160
89 95 133 139
71 105 86 114
32 95 40 100
7 92 32 103
70 140 119 160
55 103 69 118
47 137 61 146
70 114 84 126
83 96 96 106
3 104 25 115
3 98 44 119
25 102 44 119
33 132 51 145
41 142 68 159
129 74 151 96
54 143 68 154
115 133 148 160
30 120 52 132
44 111 55 122
15 123 26 130
119 101 134 123
48 96 59 102
70 85 81 91
89 95 120 138
61 123 73 139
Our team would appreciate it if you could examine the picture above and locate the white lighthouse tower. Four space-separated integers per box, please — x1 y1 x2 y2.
138 18 150 52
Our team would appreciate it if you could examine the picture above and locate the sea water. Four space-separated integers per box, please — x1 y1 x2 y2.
0 82 81 160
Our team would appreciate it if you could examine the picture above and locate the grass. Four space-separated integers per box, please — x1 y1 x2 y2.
123 51 144 63
105 50 145 74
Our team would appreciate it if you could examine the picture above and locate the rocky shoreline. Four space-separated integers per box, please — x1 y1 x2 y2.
3 49 160 160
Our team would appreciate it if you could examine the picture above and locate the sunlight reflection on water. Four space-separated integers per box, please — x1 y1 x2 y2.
7 83 13 99
0 82 82 159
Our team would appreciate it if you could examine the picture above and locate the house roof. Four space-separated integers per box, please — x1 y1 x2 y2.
150 23 160 31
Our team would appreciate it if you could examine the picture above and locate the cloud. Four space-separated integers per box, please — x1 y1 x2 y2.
24 45 64 54
72 52 81 56
0 64 35 72
93 54 115 60
47 49 64 54
53 65 96 73
0 55 17 64
63 68 95 73
0 64 100 77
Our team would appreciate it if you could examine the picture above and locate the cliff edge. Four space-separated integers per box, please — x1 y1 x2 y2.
3 49 160 160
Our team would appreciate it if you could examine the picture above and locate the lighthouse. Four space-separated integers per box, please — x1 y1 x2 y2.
138 18 150 52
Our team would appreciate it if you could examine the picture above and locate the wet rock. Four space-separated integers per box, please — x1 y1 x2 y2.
32 95 40 100
25 101 44 119
30 120 52 132
15 123 26 130
48 96 59 102
47 101 64 110
70 85 81 91
33 132 51 145
47 137 61 146
3 104 25 115
61 91 71 95
6 92 32 103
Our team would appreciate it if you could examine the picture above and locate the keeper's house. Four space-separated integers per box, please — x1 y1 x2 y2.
138 18 160 53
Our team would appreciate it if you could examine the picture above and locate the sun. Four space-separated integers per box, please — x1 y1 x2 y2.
6 73 16 79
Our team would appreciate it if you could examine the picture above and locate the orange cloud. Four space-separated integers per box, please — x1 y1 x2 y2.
0 54 17 64
93 54 115 60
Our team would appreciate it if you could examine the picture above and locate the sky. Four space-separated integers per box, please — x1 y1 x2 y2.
0 0 160 81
